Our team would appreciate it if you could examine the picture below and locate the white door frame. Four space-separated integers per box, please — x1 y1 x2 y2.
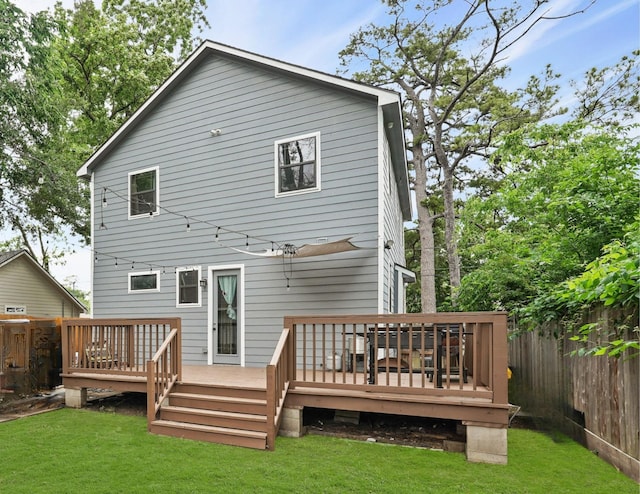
207 264 245 366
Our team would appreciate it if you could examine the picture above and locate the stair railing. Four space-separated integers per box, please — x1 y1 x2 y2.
146 324 182 424
266 327 293 450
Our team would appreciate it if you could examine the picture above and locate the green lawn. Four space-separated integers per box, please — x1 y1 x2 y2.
0 408 636 493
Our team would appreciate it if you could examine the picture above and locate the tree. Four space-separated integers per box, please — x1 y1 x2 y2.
0 1 67 269
457 121 640 314
339 0 591 311
0 0 208 268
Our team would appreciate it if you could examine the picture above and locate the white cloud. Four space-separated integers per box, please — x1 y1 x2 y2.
503 0 637 64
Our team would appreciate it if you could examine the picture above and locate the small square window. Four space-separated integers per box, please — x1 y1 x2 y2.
128 271 160 293
129 167 159 218
275 132 320 196
176 267 201 307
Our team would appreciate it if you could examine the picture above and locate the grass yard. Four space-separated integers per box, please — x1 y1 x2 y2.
0 408 636 493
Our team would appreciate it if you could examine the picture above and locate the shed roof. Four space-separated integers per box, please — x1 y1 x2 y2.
0 249 86 313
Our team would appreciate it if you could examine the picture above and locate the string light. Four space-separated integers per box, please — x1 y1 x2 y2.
84 184 332 289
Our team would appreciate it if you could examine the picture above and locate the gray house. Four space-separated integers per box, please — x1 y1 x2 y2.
77 41 413 367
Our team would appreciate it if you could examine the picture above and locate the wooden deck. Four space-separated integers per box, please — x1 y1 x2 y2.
60 313 510 458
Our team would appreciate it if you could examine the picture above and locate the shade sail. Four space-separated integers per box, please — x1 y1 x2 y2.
228 237 362 258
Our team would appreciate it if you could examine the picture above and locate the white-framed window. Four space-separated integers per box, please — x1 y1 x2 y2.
128 166 159 219
274 132 321 197
176 266 201 307
128 271 160 293
4 305 27 314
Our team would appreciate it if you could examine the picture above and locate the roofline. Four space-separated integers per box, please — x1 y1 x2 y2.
77 40 402 178
0 250 87 312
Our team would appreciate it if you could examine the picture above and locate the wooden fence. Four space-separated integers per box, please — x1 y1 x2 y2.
0 316 62 394
508 305 639 482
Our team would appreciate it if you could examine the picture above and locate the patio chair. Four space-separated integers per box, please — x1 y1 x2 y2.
85 341 116 368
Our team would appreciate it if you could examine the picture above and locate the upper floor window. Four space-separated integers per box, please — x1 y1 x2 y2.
128 271 160 293
275 132 320 197
176 266 201 307
129 166 159 218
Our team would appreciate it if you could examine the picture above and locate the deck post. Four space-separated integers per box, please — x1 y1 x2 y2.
491 314 509 405
65 387 87 408
279 406 306 438
464 422 508 465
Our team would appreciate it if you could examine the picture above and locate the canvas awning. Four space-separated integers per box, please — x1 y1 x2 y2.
228 237 362 258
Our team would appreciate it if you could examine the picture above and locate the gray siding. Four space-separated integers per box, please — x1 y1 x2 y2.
382 134 406 313
92 53 383 366
0 256 83 317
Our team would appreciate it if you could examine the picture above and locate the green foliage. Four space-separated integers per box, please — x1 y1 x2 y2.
0 0 208 265
557 227 639 359
458 122 639 318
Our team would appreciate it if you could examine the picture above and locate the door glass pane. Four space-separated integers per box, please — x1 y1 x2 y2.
217 275 237 355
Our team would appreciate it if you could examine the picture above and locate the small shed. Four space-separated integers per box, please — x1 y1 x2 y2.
0 249 86 318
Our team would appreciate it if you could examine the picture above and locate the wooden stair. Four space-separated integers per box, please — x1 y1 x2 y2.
149 382 269 449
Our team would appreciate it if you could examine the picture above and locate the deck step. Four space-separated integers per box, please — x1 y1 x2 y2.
150 419 267 450
169 392 267 415
174 382 266 401
150 383 271 449
159 405 268 433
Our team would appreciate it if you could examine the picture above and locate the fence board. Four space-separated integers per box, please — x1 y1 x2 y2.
509 305 639 480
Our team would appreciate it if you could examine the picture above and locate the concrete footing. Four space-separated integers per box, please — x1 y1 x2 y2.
279 406 306 438
465 424 508 464
64 387 87 408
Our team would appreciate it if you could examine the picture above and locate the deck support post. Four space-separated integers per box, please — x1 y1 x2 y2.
65 387 87 408
464 422 507 465
278 406 306 438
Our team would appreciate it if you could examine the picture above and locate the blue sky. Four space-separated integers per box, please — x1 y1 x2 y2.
9 0 640 292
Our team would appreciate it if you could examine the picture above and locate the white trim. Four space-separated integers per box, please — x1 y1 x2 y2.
89 175 95 315
377 107 385 313
274 131 321 198
127 166 160 220
207 264 245 366
128 271 161 293
77 41 402 178
175 266 202 307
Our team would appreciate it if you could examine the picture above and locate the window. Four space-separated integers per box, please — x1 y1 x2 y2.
176 266 201 307
275 132 320 196
4 305 26 314
129 167 159 218
128 271 160 293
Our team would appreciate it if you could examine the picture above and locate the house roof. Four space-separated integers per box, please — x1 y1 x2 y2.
76 40 412 220
0 249 86 312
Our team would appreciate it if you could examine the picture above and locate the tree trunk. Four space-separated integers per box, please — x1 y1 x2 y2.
442 164 461 301
412 150 437 313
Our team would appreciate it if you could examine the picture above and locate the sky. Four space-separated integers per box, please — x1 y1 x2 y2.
8 0 640 293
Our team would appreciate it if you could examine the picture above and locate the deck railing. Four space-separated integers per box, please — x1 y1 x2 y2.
61 318 181 378
147 326 182 423
266 328 294 450
283 313 508 404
